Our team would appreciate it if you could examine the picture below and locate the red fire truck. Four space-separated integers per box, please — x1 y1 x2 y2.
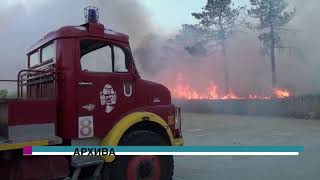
0 7 183 180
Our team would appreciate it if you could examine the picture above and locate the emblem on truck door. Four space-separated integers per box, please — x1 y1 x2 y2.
100 84 117 113
123 83 132 97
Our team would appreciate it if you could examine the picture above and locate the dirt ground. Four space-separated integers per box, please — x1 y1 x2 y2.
173 113 320 180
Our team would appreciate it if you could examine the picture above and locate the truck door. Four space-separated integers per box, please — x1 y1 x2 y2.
76 38 135 138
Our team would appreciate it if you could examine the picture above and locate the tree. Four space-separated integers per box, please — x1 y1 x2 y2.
185 0 244 94
248 0 296 88
0 89 8 98
176 24 209 57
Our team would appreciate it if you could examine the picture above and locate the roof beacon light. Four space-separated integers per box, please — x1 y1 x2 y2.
85 6 99 23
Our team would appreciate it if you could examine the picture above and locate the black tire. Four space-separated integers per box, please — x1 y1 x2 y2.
102 130 174 180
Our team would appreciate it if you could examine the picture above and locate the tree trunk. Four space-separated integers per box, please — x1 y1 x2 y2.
269 0 277 88
270 23 276 88
222 41 230 94
218 4 229 94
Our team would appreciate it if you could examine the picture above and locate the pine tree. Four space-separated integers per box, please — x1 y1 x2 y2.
248 0 295 88
185 0 244 94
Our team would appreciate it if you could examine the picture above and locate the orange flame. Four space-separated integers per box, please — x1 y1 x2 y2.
171 74 241 100
167 73 292 100
273 88 291 99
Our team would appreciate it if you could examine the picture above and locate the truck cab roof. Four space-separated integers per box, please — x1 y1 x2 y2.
28 23 129 54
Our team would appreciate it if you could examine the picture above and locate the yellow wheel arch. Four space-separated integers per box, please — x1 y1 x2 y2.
100 111 175 162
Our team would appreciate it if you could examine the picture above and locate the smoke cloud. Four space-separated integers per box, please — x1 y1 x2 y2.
134 0 320 96
0 0 319 96
0 0 153 90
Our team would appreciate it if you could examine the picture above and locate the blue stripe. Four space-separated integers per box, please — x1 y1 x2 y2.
31 146 304 152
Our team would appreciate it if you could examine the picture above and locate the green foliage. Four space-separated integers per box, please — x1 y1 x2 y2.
191 0 244 41
178 0 245 56
0 89 8 98
176 24 209 56
177 24 207 44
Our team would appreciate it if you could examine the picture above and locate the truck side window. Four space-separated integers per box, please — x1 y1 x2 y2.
41 43 55 62
29 51 40 67
114 46 128 72
80 40 112 72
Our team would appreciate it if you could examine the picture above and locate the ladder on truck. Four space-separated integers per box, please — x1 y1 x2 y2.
65 159 105 180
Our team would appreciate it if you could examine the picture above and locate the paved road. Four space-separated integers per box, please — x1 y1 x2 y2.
173 113 320 180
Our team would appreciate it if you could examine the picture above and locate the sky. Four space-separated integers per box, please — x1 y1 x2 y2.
138 0 246 33
138 0 207 32
0 0 246 33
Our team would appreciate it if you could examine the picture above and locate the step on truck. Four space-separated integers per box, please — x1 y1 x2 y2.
0 7 183 180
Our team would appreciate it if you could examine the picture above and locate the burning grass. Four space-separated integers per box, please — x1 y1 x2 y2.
164 73 291 100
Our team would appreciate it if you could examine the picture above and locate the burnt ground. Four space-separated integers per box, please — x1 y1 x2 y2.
173 113 320 180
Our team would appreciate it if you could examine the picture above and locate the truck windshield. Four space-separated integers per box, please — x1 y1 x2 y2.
80 39 128 73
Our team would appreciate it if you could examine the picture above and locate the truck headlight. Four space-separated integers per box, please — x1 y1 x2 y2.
175 107 182 135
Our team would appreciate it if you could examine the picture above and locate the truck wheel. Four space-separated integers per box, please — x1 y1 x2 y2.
103 130 174 180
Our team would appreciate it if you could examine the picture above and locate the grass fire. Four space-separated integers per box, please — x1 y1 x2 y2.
164 73 291 100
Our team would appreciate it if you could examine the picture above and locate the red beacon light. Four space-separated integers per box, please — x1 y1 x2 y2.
84 6 99 23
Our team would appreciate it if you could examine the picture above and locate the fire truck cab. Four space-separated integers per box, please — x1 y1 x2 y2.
0 7 183 180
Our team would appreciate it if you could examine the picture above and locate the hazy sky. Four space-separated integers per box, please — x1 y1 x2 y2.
138 0 206 32
1 0 246 33
138 0 246 33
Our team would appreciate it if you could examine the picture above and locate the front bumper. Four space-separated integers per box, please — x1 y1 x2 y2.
174 137 184 146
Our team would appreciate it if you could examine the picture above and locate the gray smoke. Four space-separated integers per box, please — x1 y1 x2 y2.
134 0 320 96
281 0 320 94
0 0 154 92
0 0 320 96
